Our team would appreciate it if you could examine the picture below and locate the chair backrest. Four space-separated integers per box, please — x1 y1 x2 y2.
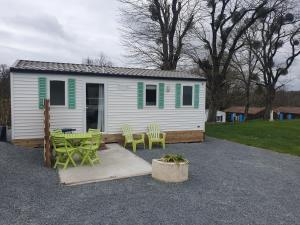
52 136 66 150
89 133 101 148
148 123 161 139
88 129 102 146
121 124 133 142
88 128 101 134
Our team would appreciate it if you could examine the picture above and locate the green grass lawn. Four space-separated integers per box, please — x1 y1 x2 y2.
206 119 300 156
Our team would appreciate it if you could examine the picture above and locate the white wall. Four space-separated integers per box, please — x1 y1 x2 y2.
11 72 206 140
10 73 85 139
205 110 226 123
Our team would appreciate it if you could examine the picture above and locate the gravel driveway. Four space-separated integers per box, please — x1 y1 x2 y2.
1 137 300 225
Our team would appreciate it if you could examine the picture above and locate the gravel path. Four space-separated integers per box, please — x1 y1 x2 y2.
1 137 300 225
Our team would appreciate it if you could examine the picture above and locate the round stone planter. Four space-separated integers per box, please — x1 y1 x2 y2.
152 159 189 182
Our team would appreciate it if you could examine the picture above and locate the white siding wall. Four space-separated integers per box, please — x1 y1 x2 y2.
11 72 206 140
11 73 85 139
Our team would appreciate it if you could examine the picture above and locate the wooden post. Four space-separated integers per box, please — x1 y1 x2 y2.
44 99 51 167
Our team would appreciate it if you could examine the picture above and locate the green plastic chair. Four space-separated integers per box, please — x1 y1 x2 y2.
50 129 63 137
121 124 145 152
52 136 77 169
79 132 101 166
147 123 166 149
88 128 101 134
81 129 102 145
50 129 64 151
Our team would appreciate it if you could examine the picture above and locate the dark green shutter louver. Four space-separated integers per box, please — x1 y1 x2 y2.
159 83 165 109
137 82 144 109
38 77 47 109
194 84 200 109
175 83 181 108
68 79 76 109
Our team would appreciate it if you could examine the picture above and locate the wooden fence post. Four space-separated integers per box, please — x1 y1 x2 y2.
44 99 51 167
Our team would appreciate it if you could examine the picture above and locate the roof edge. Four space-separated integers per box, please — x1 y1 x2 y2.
10 67 207 81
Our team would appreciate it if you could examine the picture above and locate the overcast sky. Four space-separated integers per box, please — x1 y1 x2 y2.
1 0 300 90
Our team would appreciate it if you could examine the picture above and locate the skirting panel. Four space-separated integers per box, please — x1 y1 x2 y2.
101 130 204 144
12 138 44 148
12 130 205 148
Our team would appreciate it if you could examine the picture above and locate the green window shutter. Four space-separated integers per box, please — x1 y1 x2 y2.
137 82 144 109
194 84 200 109
38 77 47 109
68 79 76 109
159 83 165 109
175 83 181 108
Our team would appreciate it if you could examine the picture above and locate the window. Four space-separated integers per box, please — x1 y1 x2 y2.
182 85 193 106
216 116 223 122
50 80 65 106
145 84 157 106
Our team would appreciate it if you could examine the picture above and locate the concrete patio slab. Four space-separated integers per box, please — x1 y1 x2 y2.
58 144 152 185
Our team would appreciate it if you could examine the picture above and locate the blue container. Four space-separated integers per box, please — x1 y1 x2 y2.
279 113 284 120
239 114 244 122
287 113 293 120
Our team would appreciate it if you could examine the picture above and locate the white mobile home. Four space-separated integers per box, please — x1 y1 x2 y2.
205 110 226 123
10 60 206 147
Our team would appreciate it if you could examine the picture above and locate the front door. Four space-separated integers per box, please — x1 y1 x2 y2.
86 83 104 131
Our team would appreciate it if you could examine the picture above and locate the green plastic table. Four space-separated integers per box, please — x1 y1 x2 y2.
64 133 92 140
64 133 93 164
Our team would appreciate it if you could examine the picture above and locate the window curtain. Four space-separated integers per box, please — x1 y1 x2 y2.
97 84 104 131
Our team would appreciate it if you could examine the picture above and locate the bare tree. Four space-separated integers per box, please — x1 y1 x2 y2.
0 64 10 98
188 0 283 122
0 64 10 125
274 89 300 107
119 0 200 70
249 0 300 119
0 64 9 78
231 32 260 120
82 52 114 67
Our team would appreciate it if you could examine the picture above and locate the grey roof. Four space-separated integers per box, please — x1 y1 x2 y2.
10 60 206 81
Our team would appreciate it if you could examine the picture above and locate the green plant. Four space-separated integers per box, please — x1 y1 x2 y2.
159 154 188 164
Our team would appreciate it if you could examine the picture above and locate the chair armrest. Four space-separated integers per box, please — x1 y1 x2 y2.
160 132 166 140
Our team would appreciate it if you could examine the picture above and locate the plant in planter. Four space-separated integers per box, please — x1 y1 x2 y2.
152 154 189 182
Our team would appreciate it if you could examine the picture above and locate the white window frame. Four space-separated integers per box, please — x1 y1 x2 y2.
144 83 158 107
181 84 194 107
48 79 67 107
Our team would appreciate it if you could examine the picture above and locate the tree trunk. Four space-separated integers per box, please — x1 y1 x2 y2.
264 87 276 120
208 103 218 122
161 60 177 70
244 86 250 121
207 90 219 122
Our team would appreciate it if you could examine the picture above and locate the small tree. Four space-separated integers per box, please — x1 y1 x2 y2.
119 0 200 70
231 32 260 120
0 64 10 125
82 52 114 67
0 64 10 99
249 0 300 119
